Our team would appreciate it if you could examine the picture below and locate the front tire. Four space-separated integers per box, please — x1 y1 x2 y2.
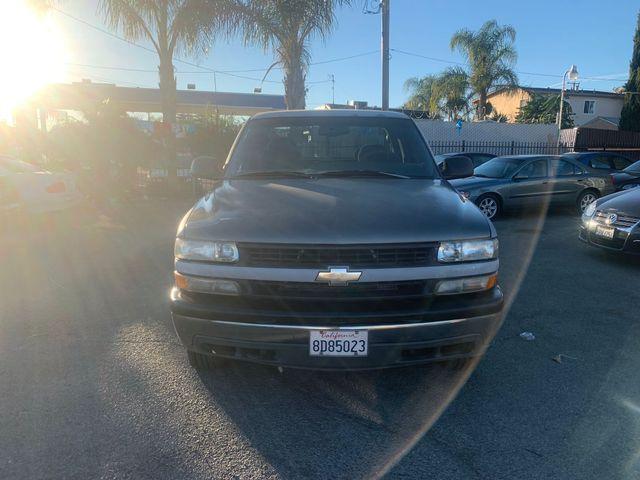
475 194 501 220
577 190 599 215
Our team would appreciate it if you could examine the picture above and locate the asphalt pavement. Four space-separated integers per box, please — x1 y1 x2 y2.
1 199 639 480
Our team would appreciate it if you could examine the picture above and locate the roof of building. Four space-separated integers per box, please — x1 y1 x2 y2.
252 109 410 119
488 86 623 99
34 82 286 115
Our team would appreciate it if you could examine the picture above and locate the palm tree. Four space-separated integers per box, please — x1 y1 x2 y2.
432 67 470 121
99 1 219 184
403 75 437 113
100 1 218 125
403 69 470 120
225 0 352 109
450 19 518 120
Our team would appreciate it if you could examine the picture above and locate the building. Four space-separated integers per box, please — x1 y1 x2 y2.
17 81 287 130
484 86 624 129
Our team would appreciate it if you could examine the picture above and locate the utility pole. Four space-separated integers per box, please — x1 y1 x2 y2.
381 0 390 110
329 74 335 104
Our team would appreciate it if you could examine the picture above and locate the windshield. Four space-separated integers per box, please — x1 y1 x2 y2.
224 117 438 179
473 157 523 178
624 160 640 173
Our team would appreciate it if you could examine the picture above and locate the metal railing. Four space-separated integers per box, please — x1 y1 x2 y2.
429 140 574 156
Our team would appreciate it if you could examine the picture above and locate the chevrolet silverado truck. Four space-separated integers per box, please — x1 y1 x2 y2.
171 110 503 370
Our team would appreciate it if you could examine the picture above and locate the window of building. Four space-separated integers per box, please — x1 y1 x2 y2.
583 100 596 114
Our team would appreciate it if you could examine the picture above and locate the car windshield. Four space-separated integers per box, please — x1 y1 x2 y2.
473 157 523 178
624 160 640 173
224 117 438 179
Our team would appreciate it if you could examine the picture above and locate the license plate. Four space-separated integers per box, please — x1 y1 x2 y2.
595 225 615 239
309 330 368 357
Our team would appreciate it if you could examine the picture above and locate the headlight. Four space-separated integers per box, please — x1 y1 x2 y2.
174 239 239 262
583 201 597 218
437 239 498 262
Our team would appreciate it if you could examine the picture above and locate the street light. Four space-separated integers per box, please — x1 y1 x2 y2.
557 64 579 150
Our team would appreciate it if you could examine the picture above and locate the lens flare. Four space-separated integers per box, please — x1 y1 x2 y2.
0 1 68 123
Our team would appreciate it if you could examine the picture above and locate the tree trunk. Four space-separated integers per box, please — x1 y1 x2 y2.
159 55 177 192
477 91 487 120
283 56 306 110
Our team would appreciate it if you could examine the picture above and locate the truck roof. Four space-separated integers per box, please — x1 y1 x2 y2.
251 109 410 120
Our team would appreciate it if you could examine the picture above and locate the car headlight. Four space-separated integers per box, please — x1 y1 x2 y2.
583 201 597 218
174 239 239 262
437 239 498 262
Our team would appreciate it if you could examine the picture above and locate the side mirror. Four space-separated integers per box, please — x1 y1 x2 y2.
191 155 222 180
441 156 474 180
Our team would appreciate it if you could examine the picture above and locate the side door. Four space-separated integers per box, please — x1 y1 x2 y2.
548 159 583 205
504 158 550 206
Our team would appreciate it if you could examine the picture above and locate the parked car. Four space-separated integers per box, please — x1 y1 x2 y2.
0 155 81 213
610 159 640 191
451 155 613 220
561 152 633 173
435 152 496 169
171 110 503 370
580 187 640 254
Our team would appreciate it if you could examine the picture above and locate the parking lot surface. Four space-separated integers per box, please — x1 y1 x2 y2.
1 200 639 480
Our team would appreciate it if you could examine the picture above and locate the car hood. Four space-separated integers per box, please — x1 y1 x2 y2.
449 176 505 190
598 187 640 215
180 178 493 244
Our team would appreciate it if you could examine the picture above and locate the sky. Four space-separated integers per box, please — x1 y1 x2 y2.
18 0 640 109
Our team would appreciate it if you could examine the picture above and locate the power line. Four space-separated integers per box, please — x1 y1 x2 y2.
391 48 628 83
63 62 333 86
54 7 378 77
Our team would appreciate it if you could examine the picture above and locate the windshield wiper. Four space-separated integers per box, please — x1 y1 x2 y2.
227 171 315 179
315 170 411 179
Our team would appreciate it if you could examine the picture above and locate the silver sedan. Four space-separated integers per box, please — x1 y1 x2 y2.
450 155 614 220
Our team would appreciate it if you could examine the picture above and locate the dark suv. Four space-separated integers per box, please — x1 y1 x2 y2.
170 110 503 370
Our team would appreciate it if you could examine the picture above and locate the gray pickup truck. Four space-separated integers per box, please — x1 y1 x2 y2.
171 110 503 370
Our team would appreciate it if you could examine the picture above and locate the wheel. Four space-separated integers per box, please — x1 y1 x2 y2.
577 190 599 215
475 194 501 220
187 350 221 370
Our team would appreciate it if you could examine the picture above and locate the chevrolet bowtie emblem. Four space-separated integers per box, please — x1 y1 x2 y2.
315 267 362 286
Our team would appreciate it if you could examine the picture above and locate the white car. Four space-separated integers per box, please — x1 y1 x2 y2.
0 156 82 213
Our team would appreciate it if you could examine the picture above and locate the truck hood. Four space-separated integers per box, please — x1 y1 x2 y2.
180 178 493 244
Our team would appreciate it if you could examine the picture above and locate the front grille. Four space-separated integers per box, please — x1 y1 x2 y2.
594 210 640 229
589 232 626 250
245 280 433 299
238 243 437 268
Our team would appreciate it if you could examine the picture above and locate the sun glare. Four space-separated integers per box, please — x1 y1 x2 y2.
0 1 67 123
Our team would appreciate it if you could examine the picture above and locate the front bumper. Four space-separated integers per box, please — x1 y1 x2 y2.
579 222 640 254
170 286 503 369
